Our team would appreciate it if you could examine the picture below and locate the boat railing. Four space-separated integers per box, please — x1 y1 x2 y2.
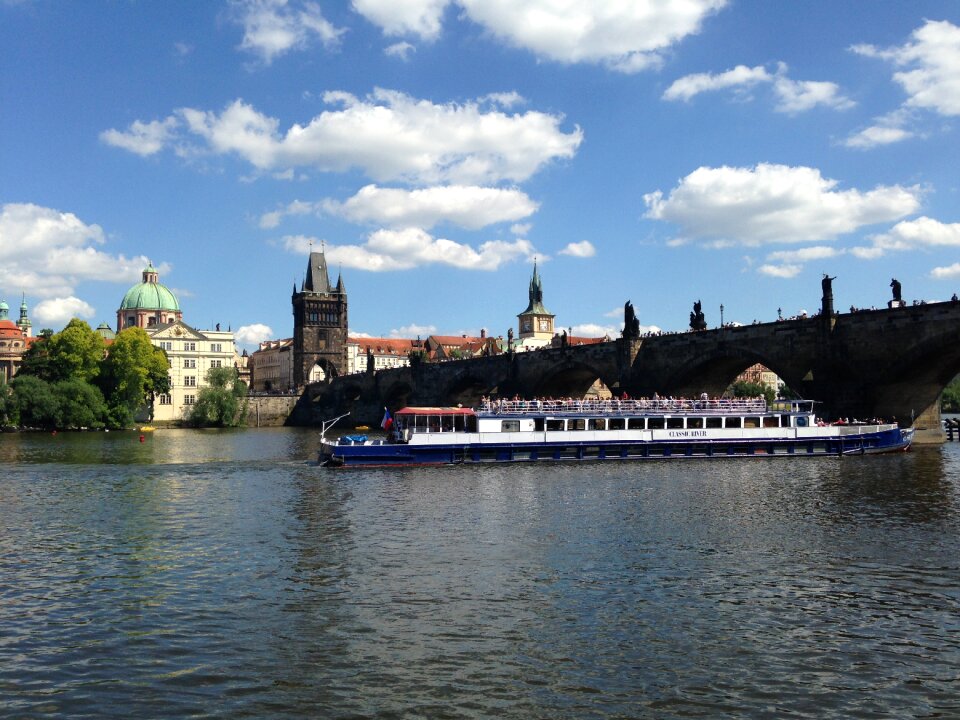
479 398 769 415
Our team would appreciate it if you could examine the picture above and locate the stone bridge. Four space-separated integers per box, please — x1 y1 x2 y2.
291 300 960 443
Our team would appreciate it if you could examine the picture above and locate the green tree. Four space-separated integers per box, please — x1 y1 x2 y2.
16 329 54 380
98 327 170 427
942 376 960 413
53 378 107 429
48 319 105 382
0 377 14 426
11 374 59 429
729 380 776 405
188 366 248 427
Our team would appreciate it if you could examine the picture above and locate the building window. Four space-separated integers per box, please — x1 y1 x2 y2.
159 341 173 351
184 376 197 387
158 394 171 405
210 343 222 353
183 358 196 369
183 395 196 406
184 342 196 351
211 360 222 368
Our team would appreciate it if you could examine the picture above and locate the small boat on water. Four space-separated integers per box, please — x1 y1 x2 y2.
319 397 913 467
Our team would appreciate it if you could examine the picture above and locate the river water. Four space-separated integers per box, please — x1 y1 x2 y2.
2 428 959 718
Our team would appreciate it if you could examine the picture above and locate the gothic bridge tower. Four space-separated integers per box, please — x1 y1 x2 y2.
293 250 348 386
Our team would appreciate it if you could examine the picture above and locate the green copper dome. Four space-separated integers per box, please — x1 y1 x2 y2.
119 265 180 312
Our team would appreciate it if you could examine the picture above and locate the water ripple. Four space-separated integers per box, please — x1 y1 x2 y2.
1 432 959 717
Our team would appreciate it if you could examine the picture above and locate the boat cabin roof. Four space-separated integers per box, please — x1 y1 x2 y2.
396 407 476 417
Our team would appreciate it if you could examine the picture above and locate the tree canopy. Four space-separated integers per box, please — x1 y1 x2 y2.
188 366 248 427
13 321 170 429
98 327 170 427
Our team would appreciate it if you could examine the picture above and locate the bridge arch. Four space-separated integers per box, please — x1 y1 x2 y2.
443 370 507 407
520 358 617 399
661 346 794 398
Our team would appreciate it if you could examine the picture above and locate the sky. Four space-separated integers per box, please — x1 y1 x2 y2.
2 1 959 349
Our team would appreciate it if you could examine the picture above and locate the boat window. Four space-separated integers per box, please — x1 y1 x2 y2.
725 417 742 428
666 418 684 429
628 418 645 430
567 419 586 431
589 419 606 431
648 417 665 429
687 417 704 429
608 418 626 430
763 417 779 428
501 420 521 432
779 415 792 427
546 419 564 431
744 417 761 428
465 416 477 432
706 417 723 429
534 418 545 431
441 417 454 432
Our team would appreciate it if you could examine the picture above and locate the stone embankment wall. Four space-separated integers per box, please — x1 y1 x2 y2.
246 395 299 427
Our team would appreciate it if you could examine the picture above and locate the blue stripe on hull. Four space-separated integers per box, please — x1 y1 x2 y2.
322 428 909 466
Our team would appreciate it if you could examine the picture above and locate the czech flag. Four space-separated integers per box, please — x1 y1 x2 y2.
381 407 393 431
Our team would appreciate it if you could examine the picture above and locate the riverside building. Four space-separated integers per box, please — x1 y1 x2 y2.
116 264 240 423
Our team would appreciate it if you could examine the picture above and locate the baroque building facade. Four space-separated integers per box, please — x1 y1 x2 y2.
115 264 239 423
0 298 33 383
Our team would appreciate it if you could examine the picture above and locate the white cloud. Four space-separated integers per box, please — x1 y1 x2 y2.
384 41 416 60
853 19 960 117
844 124 914 149
106 90 583 186
772 77 854 114
258 199 317 228
559 240 595 258
0 203 164 299
644 163 921 246
390 323 436 338
321 184 538 230
860 217 960 259
283 228 535 271
765 246 843 264
353 0 448 39
663 64 771 101
843 108 917 149
33 297 96 326
663 63 853 113
570 323 614 339
353 0 725 70
458 0 726 73
931 263 960 279
235 323 274 345
757 264 802 278
233 0 346 64
510 223 532 236
99 117 179 156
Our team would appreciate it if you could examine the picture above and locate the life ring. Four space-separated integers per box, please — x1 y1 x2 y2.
796 417 807 427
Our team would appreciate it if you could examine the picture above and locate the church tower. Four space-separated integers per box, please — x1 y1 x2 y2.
517 261 555 343
16 294 32 338
292 250 348 386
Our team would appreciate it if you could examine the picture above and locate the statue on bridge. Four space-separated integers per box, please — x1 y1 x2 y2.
623 300 640 338
890 278 903 306
821 274 836 317
689 300 707 331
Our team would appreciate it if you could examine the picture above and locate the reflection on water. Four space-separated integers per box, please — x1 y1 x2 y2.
1 430 959 718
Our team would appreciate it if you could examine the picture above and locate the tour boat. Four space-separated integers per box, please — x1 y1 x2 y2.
319 398 913 467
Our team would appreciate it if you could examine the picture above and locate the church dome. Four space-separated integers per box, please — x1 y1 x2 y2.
119 265 180 312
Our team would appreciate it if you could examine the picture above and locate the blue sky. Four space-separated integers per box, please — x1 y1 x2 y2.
2 1 959 348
